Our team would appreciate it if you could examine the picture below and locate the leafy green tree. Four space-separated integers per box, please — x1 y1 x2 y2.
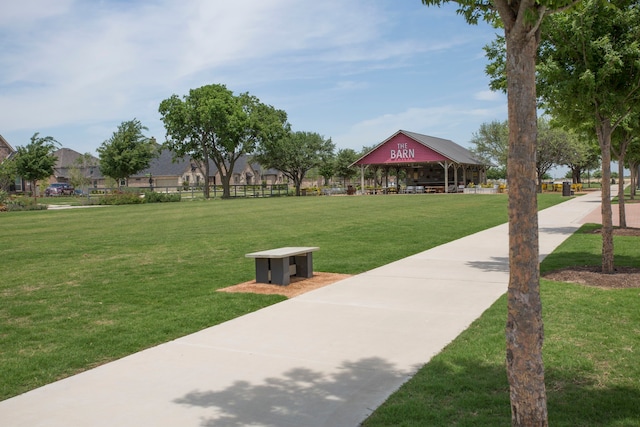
611 108 640 227
592 169 603 180
254 131 334 196
470 120 508 169
626 131 640 200
334 148 359 187
69 153 99 195
14 133 60 200
0 157 17 192
97 119 158 187
421 0 577 423
486 166 507 180
470 120 508 180
536 118 579 191
317 154 336 186
563 133 600 185
159 84 289 199
537 0 640 272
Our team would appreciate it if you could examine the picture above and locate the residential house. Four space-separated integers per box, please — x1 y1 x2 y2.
38 146 290 192
130 149 284 190
0 135 13 162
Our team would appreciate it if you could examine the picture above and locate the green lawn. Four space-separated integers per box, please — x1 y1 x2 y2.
0 193 564 402
363 223 640 426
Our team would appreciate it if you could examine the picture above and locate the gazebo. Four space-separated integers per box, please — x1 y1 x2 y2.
352 130 487 193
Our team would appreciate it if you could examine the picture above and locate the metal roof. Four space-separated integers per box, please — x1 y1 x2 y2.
353 130 484 166
399 130 482 165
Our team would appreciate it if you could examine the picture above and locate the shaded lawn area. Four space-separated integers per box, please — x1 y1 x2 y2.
363 224 640 427
0 194 564 401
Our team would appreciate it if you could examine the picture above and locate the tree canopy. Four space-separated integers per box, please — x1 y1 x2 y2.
469 119 508 173
535 118 579 190
14 133 60 199
537 0 640 272
0 156 17 192
159 84 289 198
254 131 334 196
334 149 359 185
470 118 588 187
69 153 99 194
562 131 600 184
97 119 158 187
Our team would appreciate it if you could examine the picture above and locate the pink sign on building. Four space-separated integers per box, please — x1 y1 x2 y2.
355 133 448 165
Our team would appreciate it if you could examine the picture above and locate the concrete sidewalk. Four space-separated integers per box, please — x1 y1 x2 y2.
579 193 640 228
0 192 602 427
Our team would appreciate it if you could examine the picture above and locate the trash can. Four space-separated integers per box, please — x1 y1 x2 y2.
562 182 571 196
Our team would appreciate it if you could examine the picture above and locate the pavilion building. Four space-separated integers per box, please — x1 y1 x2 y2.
352 130 487 193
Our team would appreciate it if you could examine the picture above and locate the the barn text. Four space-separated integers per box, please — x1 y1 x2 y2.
390 143 415 160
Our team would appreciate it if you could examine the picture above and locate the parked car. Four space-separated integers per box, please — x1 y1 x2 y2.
45 183 75 196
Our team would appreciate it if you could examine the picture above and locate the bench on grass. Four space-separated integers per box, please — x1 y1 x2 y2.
245 247 319 286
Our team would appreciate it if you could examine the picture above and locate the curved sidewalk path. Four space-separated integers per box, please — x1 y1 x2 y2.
0 191 606 427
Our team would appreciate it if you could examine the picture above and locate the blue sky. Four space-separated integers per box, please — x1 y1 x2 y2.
0 0 507 158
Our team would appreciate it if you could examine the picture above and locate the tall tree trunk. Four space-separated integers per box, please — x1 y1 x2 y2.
32 179 38 203
614 133 633 226
294 175 303 196
212 156 235 199
537 174 543 193
574 167 582 184
201 142 211 199
618 155 627 228
630 161 638 200
595 117 615 273
221 172 232 199
504 23 548 427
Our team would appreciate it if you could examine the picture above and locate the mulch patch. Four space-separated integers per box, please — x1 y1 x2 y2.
543 265 640 289
217 272 352 298
544 227 640 289
588 227 640 237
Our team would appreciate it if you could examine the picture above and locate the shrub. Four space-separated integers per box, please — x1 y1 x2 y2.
143 191 181 203
97 192 143 205
4 196 48 211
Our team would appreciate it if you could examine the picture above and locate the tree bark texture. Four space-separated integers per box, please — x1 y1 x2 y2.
595 117 615 273
618 156 627 228
631 162 638 200
201 142 211 199
504 22 549 427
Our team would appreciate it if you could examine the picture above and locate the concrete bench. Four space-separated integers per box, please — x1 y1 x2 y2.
245 247 319 286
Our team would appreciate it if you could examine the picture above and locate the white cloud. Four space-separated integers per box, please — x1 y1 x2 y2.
0 0 74 27
474 90 503 101
334 103 507 150
0 0 418 133
0 0 501 154
334 106 460 149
